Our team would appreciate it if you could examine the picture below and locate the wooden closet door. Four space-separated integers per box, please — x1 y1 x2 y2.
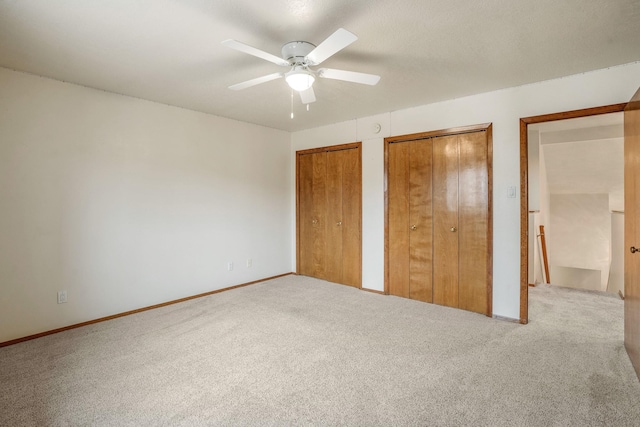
340 148 362 287
297 143 362 288
388 140 433 300
298 152 327 279
388 142 411 297
458 131 489 314
433 135 459 308
409 139 433 302
325 150 344 283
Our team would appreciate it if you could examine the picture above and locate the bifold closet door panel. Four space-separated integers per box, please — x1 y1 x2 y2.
325 150 344 283
388 142 411 297
340 148 362 287
299 152 328 279
409 139 433 302
298 153 315 277
458 132 489 314
433 135 459 308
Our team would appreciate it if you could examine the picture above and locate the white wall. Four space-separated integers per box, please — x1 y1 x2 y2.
527 130 545 285
548 193 611 291
0 67 292 342
609 212 625 295
539 144 552 236
291 61 640 320
528 129 540 211
609 189 624 211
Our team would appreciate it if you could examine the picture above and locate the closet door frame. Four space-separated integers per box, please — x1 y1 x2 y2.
296 142 362 287
384 123 493 316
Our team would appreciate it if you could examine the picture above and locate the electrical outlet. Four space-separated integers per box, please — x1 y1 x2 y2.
57 290 67 304
246 258 252 268
227 262 233 271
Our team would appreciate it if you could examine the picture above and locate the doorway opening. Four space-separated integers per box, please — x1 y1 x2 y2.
519 103 627 324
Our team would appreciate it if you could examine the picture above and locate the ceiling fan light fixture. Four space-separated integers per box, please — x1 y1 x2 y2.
285 67 315 92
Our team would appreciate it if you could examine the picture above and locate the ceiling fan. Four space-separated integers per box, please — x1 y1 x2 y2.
221 28 380 105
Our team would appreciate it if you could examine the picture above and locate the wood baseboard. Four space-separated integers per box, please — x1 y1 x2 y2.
0 272 294 348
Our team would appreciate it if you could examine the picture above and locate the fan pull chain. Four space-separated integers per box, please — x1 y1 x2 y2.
290 90 294 119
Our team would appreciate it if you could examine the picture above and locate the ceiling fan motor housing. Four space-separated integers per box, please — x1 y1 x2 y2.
281 41 316 65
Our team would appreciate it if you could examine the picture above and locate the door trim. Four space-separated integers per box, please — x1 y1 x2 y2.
385 123 493 144
295 142 362 287
384 123 493 316
519 103 627 324
296 142 361 156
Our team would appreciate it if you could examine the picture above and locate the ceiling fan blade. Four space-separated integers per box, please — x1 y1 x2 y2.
221 39 289 66
306 28 358 65
229 73 283 90
318 68 381 85
300 87 316 104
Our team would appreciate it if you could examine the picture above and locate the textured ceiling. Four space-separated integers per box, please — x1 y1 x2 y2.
1 0 639 132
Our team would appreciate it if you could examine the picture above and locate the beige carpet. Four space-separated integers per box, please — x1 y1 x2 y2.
1 275 639 426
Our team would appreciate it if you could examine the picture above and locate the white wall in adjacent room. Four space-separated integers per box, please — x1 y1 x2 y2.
548 193 611 291
291 62 640 320
609 212 625 296
0 67 292 343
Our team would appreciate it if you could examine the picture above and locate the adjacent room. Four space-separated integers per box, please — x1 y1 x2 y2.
527 113 624 295
1 1 640 425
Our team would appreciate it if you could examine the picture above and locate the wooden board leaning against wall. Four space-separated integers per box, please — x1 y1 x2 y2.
384 124 493 316
296 142 362 288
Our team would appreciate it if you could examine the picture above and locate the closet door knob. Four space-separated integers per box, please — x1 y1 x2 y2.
312 219 318 225
450 227 457 232
336 221 342 226
410 225 417 231
631 246 639 254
